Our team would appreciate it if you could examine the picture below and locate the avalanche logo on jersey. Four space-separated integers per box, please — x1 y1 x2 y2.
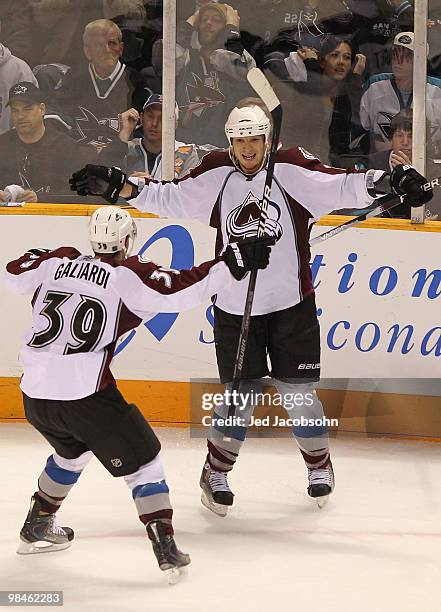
226 192 283 241
75 107 120 150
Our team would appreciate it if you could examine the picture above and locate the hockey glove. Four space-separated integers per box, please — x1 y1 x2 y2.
69 165 127 204
223 236 275 281
390 164 433 207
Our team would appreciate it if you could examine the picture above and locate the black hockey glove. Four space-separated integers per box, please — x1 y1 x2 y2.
69 165 128 204
223 236 275 281
390 164 433 207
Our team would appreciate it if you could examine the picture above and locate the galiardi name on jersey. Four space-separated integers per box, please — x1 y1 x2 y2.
54 259 110 288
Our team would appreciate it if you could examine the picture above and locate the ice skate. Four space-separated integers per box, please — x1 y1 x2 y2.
307 462 334 508
146 521 190 585
17 496 74 555
200 461 234 517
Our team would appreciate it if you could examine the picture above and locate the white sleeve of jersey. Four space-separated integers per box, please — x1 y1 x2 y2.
127 161 229 224
276 162 375 220
4 257 56 295
115 260 233 319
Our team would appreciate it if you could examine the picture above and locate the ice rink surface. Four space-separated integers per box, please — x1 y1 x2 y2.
1 424 440 612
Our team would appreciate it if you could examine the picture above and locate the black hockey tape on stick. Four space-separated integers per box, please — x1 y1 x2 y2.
310 175 441 247
223 69 283 443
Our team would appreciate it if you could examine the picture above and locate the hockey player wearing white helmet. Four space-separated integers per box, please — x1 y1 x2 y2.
5 205 272 581
70 100 432 517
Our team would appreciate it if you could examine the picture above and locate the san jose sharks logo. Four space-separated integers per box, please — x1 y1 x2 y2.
226 192 283 241
75 107 120 150
183 72 225 117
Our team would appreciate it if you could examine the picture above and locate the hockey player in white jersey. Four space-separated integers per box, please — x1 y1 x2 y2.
4 206 272 581
70 104 432 516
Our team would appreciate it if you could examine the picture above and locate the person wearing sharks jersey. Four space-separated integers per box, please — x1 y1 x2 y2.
152 3 256 148
4 205 271 579
69 102 432 516
54 19 151 158
360 32 441 152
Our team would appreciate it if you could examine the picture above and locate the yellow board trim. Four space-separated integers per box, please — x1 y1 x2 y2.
1 203 441 233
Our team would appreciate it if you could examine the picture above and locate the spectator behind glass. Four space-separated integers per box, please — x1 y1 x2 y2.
266 34 367 163
353 0 414 78
360 32 441 154
0 0 33 66
265 0 354 51
29 1 146 69
117 94 200 179
153 2 256 148
0 42 38 135
54 19 151 159
0 82 94 202
368 108 441 218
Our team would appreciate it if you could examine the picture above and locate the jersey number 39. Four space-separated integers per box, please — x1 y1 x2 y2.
28 290 107 354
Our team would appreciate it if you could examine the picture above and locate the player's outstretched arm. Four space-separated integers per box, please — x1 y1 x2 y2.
69 165 136 204
117 237 274 318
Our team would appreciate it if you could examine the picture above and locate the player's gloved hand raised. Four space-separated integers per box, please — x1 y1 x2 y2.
223 236 275 280
69 165 127 204
390 164 433 206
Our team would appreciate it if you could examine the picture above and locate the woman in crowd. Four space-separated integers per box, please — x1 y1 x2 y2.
266 34 367 165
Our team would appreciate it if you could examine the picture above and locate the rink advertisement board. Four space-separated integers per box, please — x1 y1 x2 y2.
1 213 441 390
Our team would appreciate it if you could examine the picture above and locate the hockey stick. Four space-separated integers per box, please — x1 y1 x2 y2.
223 68 283 442
310 175 441 246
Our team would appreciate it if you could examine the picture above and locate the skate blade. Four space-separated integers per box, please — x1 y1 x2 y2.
17 538 72 555
200 491 228 517
316 495 330 509
164 565 188 585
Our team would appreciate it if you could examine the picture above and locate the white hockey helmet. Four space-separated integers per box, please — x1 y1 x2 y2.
225 105 271 145
89 206 137 258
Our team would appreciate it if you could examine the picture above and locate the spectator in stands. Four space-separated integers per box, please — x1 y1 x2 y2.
0 82 93 202
266 34 367 164
153 2 256 148
117 94 200 178
0 0 33 66
360 32 441 153
0 42 38 135
55 19 150 156
29 1 146 67
353 0 413 78
368 108 441 218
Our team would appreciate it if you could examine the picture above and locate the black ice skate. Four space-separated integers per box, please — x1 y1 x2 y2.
200 461 234 517
307 462 335 508
17 495 74 555
146 520 190 585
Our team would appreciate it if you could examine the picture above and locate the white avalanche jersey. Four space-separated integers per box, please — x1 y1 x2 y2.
129 148 375 315
360 74 441 146
5 248 232 400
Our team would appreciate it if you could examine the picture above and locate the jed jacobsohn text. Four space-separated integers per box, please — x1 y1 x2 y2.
201 415 338 428
201 390 313 411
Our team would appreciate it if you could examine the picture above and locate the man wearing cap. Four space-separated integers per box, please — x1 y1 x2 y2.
0 82 93 202
152 3 256 148
116 94 200 179
360 32 441 152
